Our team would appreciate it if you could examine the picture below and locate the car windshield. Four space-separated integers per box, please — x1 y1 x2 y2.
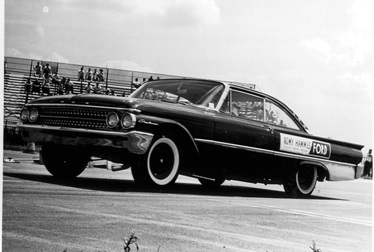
131 80 225 108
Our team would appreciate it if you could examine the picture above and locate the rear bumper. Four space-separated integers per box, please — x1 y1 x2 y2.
355 163 364 179
324 161 364 181
19 124 153 154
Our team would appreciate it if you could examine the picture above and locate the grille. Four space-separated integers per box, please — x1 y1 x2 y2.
38 107 110 129
40 107 108 118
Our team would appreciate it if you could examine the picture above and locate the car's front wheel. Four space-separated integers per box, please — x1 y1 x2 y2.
283 166 318 198
131 135 180 186
42 144 90 179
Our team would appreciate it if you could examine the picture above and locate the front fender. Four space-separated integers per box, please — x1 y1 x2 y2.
135 115 199 155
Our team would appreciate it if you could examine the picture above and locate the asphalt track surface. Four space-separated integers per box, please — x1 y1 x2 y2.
2 150 372 252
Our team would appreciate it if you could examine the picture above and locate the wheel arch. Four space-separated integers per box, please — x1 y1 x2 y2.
299 161 329 182
154 121 200 170
156 120 198 149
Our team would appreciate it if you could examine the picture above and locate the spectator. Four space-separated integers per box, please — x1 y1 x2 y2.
31 78 41 94
85 82 93 94
93 82 102 94
43 63 52 85
78 66 85 82
143 77 147 83
86 68 93 81
33 61 42 77
58 77 66 95
132 77 141 89
24 78 32 93
110 89 117 96
51 72 60 85
363 149 373 178
149 75 154 81
97 69 105 82
92 69 98 81
104 87 111 95
65 78 74 94
42 82 50 96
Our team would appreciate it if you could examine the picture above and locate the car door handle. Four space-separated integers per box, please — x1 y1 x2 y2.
263 125 274 134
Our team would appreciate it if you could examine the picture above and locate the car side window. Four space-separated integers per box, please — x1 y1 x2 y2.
231 90 264 121
265 100 300 130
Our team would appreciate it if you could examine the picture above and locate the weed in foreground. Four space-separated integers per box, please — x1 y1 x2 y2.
124 230 139 252
310 240 323 252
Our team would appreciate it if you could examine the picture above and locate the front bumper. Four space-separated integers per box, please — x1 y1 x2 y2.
19 124 153 155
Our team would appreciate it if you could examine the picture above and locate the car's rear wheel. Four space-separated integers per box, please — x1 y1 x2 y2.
131 135 180 186
283 166 317 198
42 144 90 179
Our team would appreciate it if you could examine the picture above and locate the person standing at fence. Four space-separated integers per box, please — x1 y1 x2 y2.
97 69 105 82
363 149 373 178
78 66 85 82
33 61 42 77
86 68 93 81
92 69 98 81
132 77 141 89
58 77 66 95
43 63 52 83
65 78 74 94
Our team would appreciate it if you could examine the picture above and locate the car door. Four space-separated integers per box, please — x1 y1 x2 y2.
211 88 278 179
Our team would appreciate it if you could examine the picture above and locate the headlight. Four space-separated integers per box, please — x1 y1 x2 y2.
29 108 39 122
20 108 29 122
106 112 119 128
121 113 136 129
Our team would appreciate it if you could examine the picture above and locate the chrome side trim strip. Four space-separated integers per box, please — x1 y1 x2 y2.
195 138 356 167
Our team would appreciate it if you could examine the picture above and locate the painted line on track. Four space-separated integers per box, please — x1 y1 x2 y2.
207 198 372 227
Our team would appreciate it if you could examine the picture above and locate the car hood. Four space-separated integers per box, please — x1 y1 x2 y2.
28 94 208 114
28 94 135 108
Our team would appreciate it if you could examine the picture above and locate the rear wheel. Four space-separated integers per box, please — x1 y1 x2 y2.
283 166 317 198
131 135 180 186
42 144 90 179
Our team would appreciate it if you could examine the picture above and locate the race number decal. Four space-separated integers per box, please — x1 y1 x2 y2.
280 133 331 159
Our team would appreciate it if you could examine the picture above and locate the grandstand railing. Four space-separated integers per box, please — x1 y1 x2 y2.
3 56 183 126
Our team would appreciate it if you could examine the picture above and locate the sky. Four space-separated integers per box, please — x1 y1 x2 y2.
3 0 373 153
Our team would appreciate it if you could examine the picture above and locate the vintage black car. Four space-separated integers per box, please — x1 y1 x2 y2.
19 78 364 197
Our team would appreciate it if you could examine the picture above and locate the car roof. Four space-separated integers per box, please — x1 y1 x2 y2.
159 78 309 132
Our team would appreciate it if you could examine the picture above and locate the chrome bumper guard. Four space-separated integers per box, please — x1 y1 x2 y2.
18 124 153 155
355 163 364 179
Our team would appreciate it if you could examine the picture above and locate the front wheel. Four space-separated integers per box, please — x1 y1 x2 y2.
42 144 90 179
283 166 317 198
131 136 180 186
